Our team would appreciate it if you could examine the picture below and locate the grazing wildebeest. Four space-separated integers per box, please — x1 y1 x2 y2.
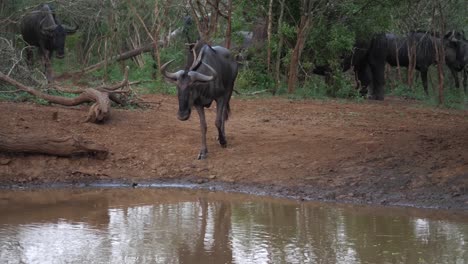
444 31 468 92
312 39 373 97
161 41 239 159
20 4 77 81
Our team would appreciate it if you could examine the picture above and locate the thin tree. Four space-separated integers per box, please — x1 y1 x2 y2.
267 0 274 72
287 0 317 93
274 0 285 94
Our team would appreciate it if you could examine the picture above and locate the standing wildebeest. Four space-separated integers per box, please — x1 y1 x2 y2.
444 31 468 92
383 32 441 95
366 31 467 99
161 41 239 160
378 31 468 94
313 31 466 100
20 4 77 81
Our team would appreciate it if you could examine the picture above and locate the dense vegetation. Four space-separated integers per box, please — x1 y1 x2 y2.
0 0 467 108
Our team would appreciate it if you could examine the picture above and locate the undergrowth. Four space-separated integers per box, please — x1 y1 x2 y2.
2 46 466 110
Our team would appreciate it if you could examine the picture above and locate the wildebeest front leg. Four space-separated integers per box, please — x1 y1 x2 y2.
42 50 53 82
195 105 208 160
215 99 227 148
420 70 429 95
450 68 460 90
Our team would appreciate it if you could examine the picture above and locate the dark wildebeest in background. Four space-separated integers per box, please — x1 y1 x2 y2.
312 39 373 97
340 31 461 100
365 31 467 99
444 31 468 92
20 4 77 82
161 41 239 160
381 32 442 95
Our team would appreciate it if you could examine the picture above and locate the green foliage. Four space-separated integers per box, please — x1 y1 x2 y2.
1 0 466 109
388 77 467 110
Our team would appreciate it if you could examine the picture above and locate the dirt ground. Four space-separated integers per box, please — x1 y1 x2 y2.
1 94 467 210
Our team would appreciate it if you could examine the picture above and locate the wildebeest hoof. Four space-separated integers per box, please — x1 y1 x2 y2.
218 137 227 147
197 150 208 160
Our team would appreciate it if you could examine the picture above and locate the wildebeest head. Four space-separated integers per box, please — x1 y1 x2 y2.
38 6 78 59
445 31 468 71
161 59 217 121
43 24 77 59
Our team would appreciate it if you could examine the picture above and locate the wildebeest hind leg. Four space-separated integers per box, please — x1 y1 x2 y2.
463 68 467 93
215 99 227 148
196 106 208 160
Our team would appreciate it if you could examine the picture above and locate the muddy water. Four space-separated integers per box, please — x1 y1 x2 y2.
0 188 467 264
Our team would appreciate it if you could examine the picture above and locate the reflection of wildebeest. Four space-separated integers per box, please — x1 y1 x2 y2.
444 31 468 92
161 41 239 160
20 4 77 81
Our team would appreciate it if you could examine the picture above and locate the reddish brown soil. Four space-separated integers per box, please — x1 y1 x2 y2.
1 94 467 210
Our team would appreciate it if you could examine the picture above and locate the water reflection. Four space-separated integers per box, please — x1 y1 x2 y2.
0 188 467 264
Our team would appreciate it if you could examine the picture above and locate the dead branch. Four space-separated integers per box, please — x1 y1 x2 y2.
0 66 131 123
0 132 108 159
59 42 161 77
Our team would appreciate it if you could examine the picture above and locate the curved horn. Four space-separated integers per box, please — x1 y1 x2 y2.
161 60 184 81
188 62 217 82
188 71 213 82
42 24 58 31
202 62 217 78
190 45 205 71
62 24 79 34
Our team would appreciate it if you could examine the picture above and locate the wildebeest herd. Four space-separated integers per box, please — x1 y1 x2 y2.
314 31 468 100
20 4 468 159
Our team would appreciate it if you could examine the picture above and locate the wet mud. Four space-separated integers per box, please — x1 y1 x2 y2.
0 94 467 210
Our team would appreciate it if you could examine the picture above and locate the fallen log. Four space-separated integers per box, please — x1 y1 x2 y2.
0 133 108 159
0 67 130 123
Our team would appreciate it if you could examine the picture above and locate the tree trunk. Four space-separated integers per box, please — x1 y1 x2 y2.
225 0 233 48
267 0 274 73
407 42 416 89
287 14 311 93
274 0 285 94
0 133 108 159
433 2 445 105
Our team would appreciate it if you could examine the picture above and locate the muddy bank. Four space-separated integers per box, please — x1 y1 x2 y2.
1 94 467 210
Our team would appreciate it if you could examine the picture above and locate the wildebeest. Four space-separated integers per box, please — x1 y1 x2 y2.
312 39 373 97
161 41 239 159
313 31 466 100
444 31 468 92
358 31 463 99
382 32 443 95
352 32 441 99
20 4 77 81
